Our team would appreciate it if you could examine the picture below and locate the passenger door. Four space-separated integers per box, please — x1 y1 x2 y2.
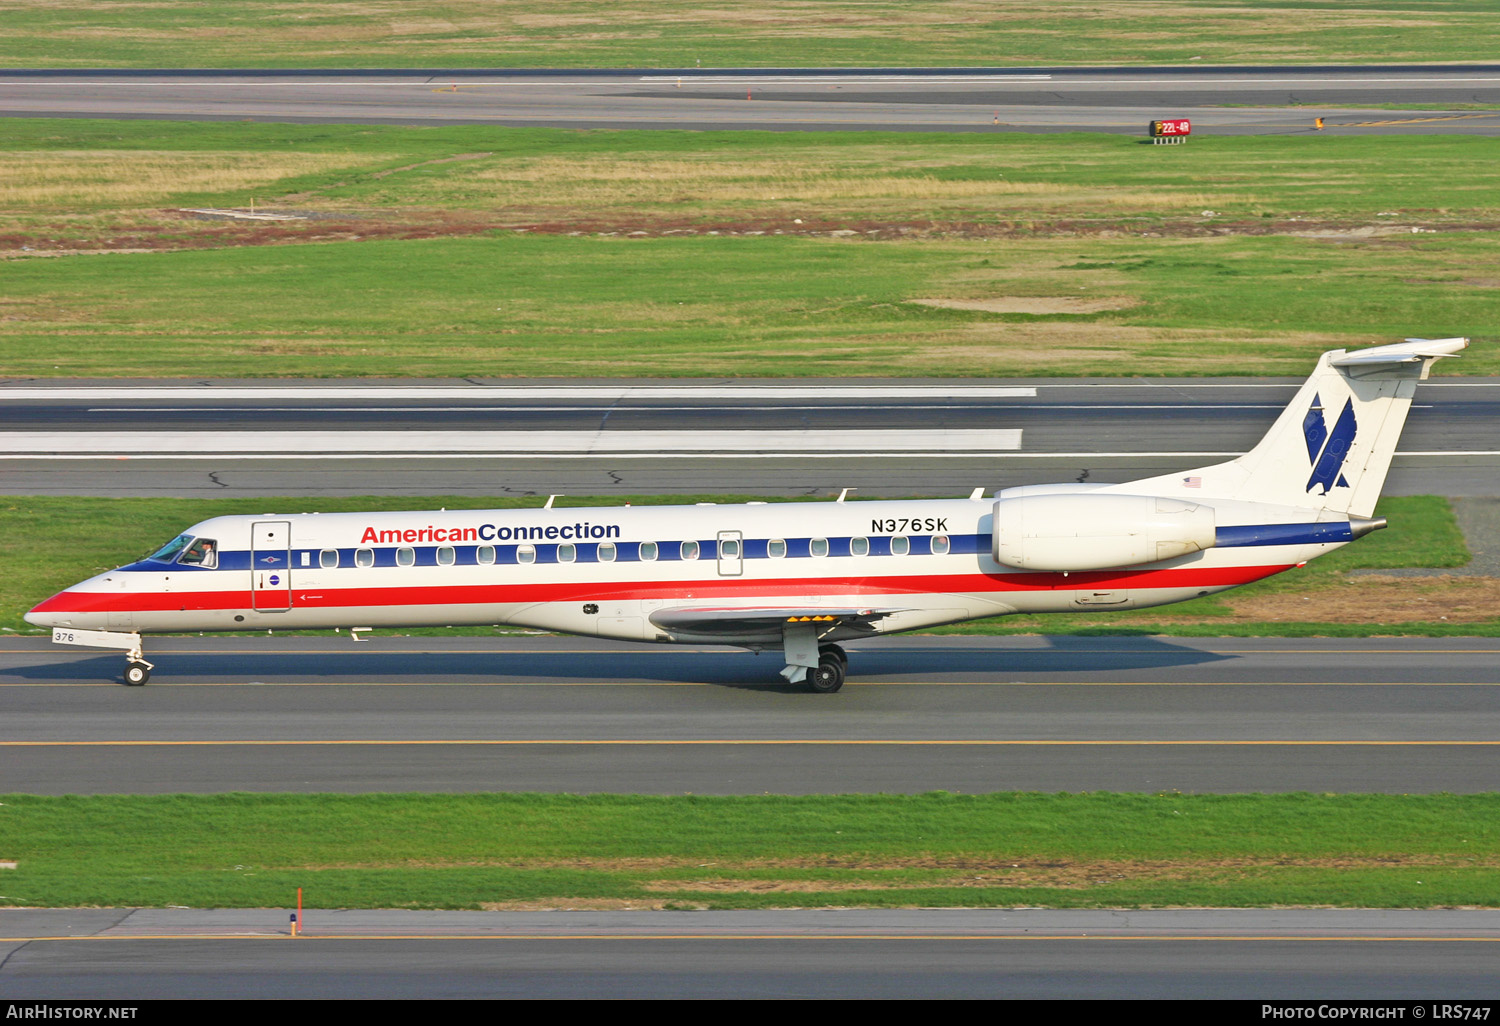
251 520 292 611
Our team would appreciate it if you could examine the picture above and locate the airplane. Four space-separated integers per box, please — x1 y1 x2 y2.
26 336 1467 691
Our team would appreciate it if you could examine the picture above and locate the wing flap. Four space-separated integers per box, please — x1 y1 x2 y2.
648 605 907 637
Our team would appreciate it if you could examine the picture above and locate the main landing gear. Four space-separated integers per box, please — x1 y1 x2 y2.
780 620 851 692
806 644 847 694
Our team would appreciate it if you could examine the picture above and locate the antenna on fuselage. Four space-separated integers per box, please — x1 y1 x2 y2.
544 494 561 509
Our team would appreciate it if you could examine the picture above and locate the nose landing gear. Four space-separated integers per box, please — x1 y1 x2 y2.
47 628 154 686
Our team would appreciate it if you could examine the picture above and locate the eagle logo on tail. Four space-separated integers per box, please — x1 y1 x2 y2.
1303 393 1357 495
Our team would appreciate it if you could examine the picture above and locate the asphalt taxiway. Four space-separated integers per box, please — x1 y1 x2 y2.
4 909 1498 999
4 635 1497 794
5 65 1500 134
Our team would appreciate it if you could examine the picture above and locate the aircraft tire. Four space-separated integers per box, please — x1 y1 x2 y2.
124 662 150 686
807 654 845 694
821 643 847 668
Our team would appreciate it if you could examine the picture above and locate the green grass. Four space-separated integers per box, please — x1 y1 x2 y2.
2 792 1497 909
5 1 1500 68
4 122 1497 378
8 120 1500 225
2 231 1496 378
4 494 1482 639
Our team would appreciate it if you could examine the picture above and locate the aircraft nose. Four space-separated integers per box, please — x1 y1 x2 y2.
25 587 85 629
24 606 61 628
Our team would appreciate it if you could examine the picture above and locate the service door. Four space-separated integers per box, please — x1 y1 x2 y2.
251 520 292 611
717 530 743 577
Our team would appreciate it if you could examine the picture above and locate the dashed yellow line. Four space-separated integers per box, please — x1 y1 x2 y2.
1342 113 1499 126
4 932 1498 943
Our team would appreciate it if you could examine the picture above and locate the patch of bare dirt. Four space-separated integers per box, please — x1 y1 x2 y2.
2 211 1494 256
1210 576 1500 625
453 853 1500 908
479 898 688 911
303 853 1494 875
368 153 493 179
911 296 1135 315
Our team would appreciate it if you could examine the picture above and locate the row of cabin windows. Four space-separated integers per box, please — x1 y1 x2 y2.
318 535 947 569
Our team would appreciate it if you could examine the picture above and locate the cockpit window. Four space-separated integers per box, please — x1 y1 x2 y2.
178 538 218 568
148 533 194 563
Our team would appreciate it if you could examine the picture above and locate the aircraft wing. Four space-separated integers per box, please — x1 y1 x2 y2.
648 605 909 638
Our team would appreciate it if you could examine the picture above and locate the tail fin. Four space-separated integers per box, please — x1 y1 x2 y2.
1118 338 1467 517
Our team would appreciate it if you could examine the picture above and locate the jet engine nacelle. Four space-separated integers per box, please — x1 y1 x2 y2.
992 493 1217 571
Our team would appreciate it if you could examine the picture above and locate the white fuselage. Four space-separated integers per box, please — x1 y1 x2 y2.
27 496 1341 645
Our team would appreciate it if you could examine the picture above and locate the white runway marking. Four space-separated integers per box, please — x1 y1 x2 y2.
3 386 1037 401
0 428 1024 457
85 403 1288 413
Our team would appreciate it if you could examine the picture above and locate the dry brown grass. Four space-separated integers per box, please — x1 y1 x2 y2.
454 158 1253 214
452 849 1500 908
0 151 361 209
7 1 1486 67
1229 576 1500 624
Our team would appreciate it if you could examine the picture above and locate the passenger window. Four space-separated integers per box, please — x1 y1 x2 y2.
932 535 950 555
891 535 910 556
477 545 496 565
178 538 218 568
767 539 786 558
680 540 699 560
598 542 616 562
396 547 415 567
810 538 829 558
518 544 536 564
356 548 374 568
558 543 576 563
850 537 869 557
720 538 740 558
320 548 339 568
437 546 455 566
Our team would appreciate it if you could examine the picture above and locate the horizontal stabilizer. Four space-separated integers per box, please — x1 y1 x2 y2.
1331 337 1467 370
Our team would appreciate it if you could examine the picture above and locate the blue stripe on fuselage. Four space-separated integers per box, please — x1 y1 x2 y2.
1215 522 1354 548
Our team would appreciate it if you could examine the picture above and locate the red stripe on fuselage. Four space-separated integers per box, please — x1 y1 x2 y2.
30 564 1293 615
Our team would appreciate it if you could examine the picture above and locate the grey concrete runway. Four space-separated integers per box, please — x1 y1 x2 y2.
3 376 1495 497
4 909 1499 999
4 66 1500 134
4 636 1497 794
